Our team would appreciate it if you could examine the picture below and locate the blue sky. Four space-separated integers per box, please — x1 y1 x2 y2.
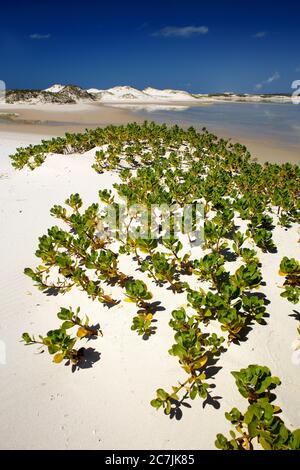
1 0 300 93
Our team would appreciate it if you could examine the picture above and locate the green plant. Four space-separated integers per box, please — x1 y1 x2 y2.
162 236 192 272
131 312 155 337
253 228 277 253
217 307 246 342
65 193 83 212
240 247 259 264
232 231 246 257
141 252 184 293
204 221 227 252
124 279 153 308
241 295 266 322
216 402 300 450
151 308 225 414
12 121 300 426
193 253 226 289
215 365 300 450
279 257 300 304
57 306 102 337
22 306 101 365
136 237 158 255
124 280 157 336
231 364 280 402
22 329 79 364
278 213 292 228
231 263 262 292
187 289 225 324
98 189 115 204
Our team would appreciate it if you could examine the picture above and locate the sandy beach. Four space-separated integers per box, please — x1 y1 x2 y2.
2 0 300 453
0 103 299 164
0 103 144 136
214 132 300 165
0 124 299 449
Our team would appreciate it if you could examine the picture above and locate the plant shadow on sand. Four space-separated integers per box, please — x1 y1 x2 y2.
43 287 61 297
145 300 166 315
139 301 166 340
220 247 238 263
290 310 300 322
67 347 101 373
166 356 224 421
43 286 119 309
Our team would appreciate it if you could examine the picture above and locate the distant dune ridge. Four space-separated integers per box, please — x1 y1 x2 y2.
4 84 293 104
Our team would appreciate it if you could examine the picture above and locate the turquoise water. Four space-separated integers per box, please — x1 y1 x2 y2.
132 102 300 151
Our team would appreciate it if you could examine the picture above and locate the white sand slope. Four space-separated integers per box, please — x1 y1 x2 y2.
0 132 299 449
44 84 66 93
87 85 198 103
42 84 293 104
144 87 197 101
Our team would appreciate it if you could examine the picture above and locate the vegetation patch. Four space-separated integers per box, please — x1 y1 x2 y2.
215 365 300 450
12 122 299 448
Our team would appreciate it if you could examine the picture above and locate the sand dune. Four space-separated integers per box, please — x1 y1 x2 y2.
0 131 299 449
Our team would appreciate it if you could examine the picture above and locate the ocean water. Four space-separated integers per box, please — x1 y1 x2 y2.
126 102 300 152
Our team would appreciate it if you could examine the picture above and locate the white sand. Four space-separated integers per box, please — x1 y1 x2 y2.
49 84 295 104
0 102 96 113
0 131 299 450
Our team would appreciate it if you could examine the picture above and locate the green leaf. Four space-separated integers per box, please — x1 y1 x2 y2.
61 321 75 330
22 332 32 344
150 399 162 409
57 308 73 321
290 429 300 450
259 437 272 450
156 389 169 401
165 400 172 415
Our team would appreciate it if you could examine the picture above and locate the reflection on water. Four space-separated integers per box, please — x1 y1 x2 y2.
125 102 300 150
0 117 87 127
107 104 191 112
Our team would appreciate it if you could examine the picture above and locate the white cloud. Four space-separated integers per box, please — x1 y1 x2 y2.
152 26 209 38
266 72 280 83
255 72 280 90
253 31 267 38
29 33 51 39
